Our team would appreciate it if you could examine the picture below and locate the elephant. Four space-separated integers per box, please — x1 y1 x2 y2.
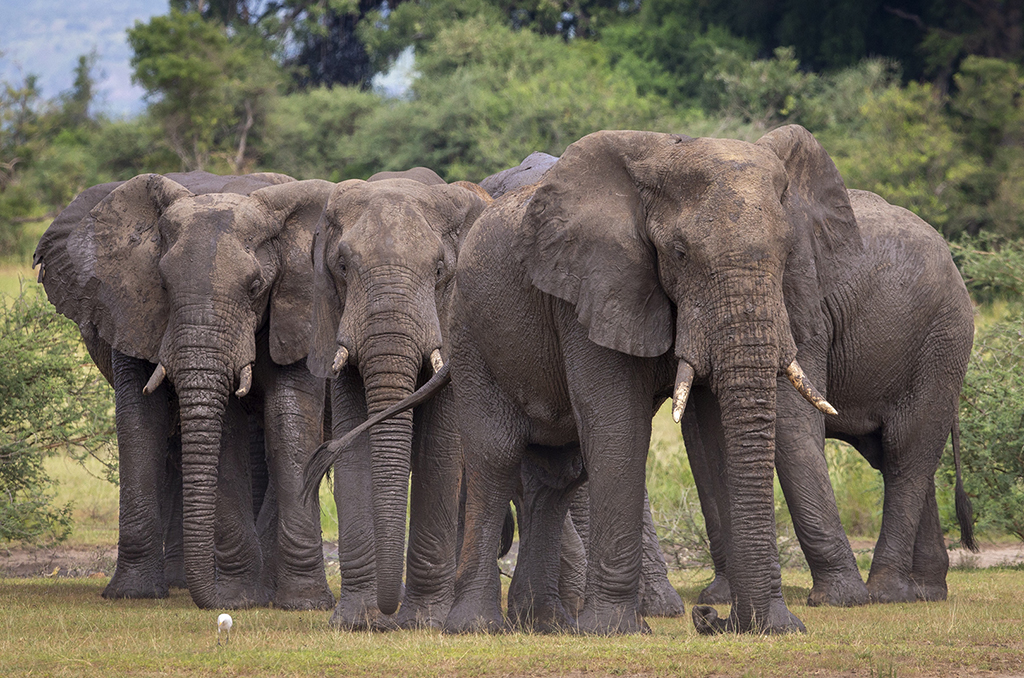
304 167 490 629
34 171 337 610
689 187 977 614
428 125 863 636
480 151 686 621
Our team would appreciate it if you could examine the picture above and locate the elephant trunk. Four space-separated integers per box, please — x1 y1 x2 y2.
173 349 233 609
708 271 787 632
359 322 423 616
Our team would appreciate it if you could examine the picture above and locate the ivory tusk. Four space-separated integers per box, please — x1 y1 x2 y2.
672 361 695 424
235 364 253 398
785 360 838 416
430 349 444 374
143 363 166 395
331 346 349 376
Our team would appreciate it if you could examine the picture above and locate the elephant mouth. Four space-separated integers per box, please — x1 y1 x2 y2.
142 360 255 398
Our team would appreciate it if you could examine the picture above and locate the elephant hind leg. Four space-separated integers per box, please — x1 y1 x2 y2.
909 483 949 601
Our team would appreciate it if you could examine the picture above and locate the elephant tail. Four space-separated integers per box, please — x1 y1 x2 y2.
301 363 452 505
951 415 979 553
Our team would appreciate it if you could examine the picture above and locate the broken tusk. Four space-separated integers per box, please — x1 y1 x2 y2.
143 363 166 395
672 361 695 423
235 364 253 398
785 360 838 416
331 346 349 376
430 349 444 374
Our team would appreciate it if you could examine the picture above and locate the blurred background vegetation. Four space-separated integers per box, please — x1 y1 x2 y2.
1 0 1022 560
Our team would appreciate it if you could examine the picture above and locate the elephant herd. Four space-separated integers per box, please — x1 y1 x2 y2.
34 125 977 636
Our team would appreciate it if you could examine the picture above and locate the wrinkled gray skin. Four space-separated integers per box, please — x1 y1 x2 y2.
691 188 976 616
305 168 488 629
34 172 336 610
483 152 685 622
444 126 858 635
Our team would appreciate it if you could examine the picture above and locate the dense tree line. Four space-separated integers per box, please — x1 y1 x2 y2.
1 0 1021 544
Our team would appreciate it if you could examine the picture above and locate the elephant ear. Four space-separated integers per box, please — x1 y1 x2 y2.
523 130 677 358
48 174 192 362
756 125 862 346
251 179 335 366
437 182 490 251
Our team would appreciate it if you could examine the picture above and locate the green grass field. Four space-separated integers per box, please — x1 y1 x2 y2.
2 568 1023 677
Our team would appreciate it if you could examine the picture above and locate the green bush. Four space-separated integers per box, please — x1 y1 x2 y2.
0 284 116 544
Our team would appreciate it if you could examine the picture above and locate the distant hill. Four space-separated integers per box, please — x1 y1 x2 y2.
0 0 167 116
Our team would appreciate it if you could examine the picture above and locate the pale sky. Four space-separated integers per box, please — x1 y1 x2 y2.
0 0 168 116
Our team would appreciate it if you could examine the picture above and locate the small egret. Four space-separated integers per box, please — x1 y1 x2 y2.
217 613 233 645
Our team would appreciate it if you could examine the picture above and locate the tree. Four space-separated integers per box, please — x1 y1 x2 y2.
0 285 116 544
128 9 284 171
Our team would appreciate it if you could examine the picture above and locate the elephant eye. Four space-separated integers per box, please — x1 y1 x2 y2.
249 277 264 298
436 259 445 279
673 244 686 260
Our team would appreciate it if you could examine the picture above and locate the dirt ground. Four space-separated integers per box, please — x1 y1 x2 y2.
1 539 1021 579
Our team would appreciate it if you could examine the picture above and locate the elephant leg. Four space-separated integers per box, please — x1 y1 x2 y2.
260 358 334 611
681 405 731 605
775 368 867 607
445 361 525 634
161 435 186 589
639 489 686 617
104 351 172 600
865 429 947 603
396 390 462 629
327 371 392 629
563 340 652 635
213 393 266 608
508 444 583 632
560 486 590 617
910 482 949 601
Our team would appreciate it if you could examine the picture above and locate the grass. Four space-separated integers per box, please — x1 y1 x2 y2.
2 568 1024 677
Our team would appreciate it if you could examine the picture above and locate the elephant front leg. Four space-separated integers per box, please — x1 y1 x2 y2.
396 394 461 630
104 351 172 600
213 395 267 608
775 375 867 607
262 361 334 611
638 489 686 617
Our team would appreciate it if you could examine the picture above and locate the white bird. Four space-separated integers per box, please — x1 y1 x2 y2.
217 613 233 645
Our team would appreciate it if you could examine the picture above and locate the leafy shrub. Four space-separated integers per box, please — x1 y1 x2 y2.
0 284 116 544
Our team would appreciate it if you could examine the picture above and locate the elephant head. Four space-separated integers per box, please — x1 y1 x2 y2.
522 125 858 632
307 172 488 615
39 173 333 608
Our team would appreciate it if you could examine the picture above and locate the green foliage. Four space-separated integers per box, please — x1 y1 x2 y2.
951 235 1024 300
0 285 116 544
128 9 285 172
955 309 1024 540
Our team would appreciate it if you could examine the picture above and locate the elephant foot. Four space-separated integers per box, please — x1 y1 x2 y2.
575 602 650 635
394 596 452 630
508 595 576 633
640 577 686 618
866 568 918 604
807 572 869 607
442 597 508 634
696 573 732 605
102 565 169 600
692 599 805 635
910 576 948 602
330 589 398 631
216 576 271 609
274 580 335 611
